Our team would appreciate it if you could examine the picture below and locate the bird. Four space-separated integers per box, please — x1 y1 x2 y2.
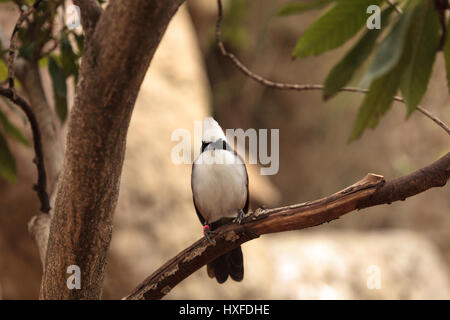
191 117 249 283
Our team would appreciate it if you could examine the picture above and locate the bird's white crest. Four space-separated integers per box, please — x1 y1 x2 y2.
202 117 227 143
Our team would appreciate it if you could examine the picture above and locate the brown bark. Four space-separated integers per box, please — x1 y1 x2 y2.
28 214 51 267
40 0 185 299
15 62 63 195
358 152 450 208
125 152 450 300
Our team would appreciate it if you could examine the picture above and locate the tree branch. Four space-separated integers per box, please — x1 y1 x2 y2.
73 0 102 40
385 0 402 15
0 87 50 213
125 152 450 300
0 20 56 215
215 0 450 136
14 62 63 195
1 4 63 267
28 213 51 267
15 61 64 267
358 152 450 208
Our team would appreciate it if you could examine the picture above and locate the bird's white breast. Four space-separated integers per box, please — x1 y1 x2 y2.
192 149 247 223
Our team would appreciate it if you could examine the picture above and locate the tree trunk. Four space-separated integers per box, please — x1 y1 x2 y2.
40 0 185 299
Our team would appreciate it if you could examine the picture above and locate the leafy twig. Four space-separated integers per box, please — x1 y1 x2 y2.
215 0 450 137
7 0 43 95
3 0 50 213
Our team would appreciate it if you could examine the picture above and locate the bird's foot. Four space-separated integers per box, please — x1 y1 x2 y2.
234 209 245 225
203 224 213 244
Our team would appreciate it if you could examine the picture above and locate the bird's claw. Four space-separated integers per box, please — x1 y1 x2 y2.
203 224 213 244
234 209 245 225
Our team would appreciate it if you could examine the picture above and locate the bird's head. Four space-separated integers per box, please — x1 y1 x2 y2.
201 117 227 151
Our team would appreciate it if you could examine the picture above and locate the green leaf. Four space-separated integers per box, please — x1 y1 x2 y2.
60 32 78 79
0 59 7 82
323 6 395 99
48 56 68 122
73 33 84 56
38 57 48 68
349 43 411 140
278 0 334 16
221 0 249 50
18 42 36 61
400 2 440 116
0 132 17 183
0 109 29 146
292 0 382 58
350 71 400 140
361 2 416 87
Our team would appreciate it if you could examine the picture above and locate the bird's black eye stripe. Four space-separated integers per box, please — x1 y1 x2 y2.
202 139 230 152
201 141 210 152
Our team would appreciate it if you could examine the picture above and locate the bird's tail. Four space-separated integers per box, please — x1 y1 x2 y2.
207 245 244 283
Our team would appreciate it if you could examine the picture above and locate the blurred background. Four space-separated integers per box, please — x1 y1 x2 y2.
0 0 449 299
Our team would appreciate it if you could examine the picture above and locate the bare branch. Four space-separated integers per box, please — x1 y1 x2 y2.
1 4 62 268
0 1 59 211
73 0 102 40
39 39 58 58
411 104 450 136
14 62 63 195
359 152 450 208
15 61 63 267
0 87 50 213
125 152 450 300
385 0 403 14
1 16 62 197
215 0 450 136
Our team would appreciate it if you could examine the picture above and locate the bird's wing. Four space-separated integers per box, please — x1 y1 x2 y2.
191 162 206 225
